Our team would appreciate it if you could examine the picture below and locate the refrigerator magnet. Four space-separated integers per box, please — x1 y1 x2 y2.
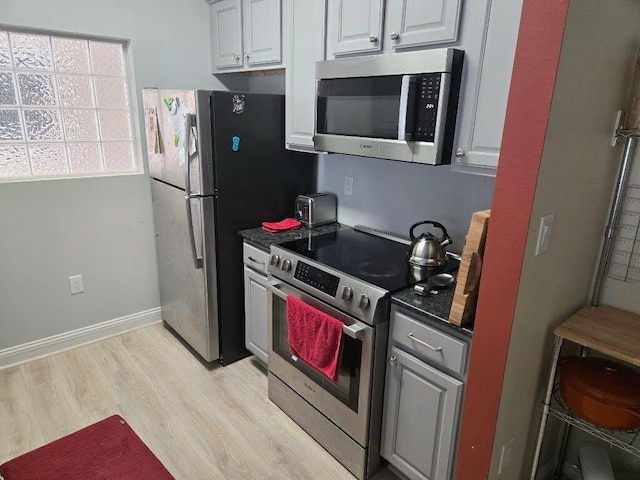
232 95 245 114
232 136 240 152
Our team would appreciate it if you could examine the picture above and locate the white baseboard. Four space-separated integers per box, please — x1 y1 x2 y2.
0 307 162 370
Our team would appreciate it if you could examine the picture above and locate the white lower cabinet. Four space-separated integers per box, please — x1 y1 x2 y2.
243 243 270 364
381 307 469 480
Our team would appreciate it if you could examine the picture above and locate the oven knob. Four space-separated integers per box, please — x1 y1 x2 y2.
270 254 280 267
358 294 370 309
341 286 353 301
281 259 292 272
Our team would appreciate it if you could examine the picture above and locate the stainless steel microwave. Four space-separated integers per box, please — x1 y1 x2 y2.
314 48 463 165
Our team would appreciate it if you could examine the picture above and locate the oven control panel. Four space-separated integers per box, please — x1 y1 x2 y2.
269 246 389 325
294 261 340 297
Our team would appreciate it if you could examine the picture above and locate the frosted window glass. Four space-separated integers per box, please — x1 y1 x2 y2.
17 73 57 106
94 76 127 109
89 41 124 76
67 142 104 173
0 32 12 67
0 109 24 141
10 33 53 70
0 29 138 181
0 72 17 105
0 144 30 177
29 143 69 175
98 110 131 141
63 109 99 141
102 142 134 171
58 74 94 107
52 38 90 73
24 109 63 141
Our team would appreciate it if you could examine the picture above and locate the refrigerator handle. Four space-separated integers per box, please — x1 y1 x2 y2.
184 113 203 269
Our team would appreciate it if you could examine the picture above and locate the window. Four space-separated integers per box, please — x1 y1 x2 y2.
0 29 140 181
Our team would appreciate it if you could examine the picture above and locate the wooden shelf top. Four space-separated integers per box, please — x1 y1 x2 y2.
555 305 640 367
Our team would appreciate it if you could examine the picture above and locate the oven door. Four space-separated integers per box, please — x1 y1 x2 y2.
266 278 374 446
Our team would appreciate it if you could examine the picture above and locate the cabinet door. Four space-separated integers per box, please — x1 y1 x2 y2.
453 0 523 174
243 0 281 66
384 0 462 50
382 346 463 480
284 0 326 151
209 0 244 70
327 0 384 56
244 265 268 364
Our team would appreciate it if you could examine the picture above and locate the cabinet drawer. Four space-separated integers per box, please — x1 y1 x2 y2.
391 310 468 376
243 242 269 275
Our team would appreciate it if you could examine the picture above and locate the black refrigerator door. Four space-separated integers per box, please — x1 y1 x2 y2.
210 91 316 365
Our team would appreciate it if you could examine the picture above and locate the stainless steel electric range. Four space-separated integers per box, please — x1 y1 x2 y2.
266 227 458 479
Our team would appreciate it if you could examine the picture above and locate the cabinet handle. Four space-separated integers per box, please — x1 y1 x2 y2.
388 356 398 366
455 148 466 157
248 256 265 266
233 53 240 61
407 333 442 352
390 31 400 40
245 53 251 59
369 34 378 43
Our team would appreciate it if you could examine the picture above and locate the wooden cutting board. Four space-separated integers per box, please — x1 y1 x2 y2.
449 209 490 326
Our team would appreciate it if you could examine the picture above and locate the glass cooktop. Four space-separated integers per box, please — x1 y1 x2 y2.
278 228 458 292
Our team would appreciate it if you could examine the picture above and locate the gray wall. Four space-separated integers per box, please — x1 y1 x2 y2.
317 154 495 254
0 0 239 350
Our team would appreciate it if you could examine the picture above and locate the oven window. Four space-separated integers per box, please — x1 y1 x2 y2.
317 76 402 139
272 295 361 412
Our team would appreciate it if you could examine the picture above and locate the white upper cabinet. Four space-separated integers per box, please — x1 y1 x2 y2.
452 0 523 174
385 0 461 50
326 0 462 57
283 0 326 151
209 0 244 69
327 0 384 55
243 0 282 66
207 0 282 73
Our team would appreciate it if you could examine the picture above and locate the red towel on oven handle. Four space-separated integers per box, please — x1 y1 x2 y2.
286 295 343 383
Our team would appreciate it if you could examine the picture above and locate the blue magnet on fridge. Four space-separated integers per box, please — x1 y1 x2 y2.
232 136 240 152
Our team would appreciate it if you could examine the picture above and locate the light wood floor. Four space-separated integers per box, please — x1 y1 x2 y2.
0 323 398 479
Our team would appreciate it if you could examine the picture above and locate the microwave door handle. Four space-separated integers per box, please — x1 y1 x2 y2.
398 75 418 141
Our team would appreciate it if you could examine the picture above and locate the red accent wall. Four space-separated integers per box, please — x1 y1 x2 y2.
453 1 570 478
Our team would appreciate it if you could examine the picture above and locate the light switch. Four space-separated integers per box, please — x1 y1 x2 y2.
535 214 554 256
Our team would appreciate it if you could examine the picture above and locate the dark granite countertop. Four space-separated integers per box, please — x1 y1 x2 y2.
238 222 345 251
391 282 474 338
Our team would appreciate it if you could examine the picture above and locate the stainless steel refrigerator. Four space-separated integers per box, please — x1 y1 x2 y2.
142 89 315 365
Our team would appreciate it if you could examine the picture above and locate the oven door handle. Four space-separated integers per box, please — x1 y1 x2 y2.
266 280 367 340
266 280 288 300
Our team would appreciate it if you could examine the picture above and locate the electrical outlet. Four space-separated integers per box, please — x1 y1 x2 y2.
344 175 354 196
498 437 514 474
69 275 84 295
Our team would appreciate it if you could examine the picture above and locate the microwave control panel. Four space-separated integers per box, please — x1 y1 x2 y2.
415 73 442 143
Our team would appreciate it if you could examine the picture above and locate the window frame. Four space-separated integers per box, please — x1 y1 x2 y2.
0 25 144 183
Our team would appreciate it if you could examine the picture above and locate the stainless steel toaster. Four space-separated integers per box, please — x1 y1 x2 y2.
294 193 337 228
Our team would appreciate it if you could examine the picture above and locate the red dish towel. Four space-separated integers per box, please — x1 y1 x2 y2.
262 218 301 232
286 295 343 383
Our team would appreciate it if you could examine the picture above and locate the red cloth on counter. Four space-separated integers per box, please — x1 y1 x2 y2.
286 295 344 383
262 218 301 232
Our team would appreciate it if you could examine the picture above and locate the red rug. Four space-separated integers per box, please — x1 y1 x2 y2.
0 415 174 480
